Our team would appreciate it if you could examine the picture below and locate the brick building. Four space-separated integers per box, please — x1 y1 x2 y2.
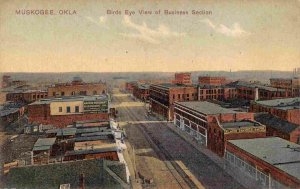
228 81 288 100
48 77 107 97
6 90 48 103
250 97 300 125
270 77 300 97
124 81 136 93
173 72 192 85
174 101 266 156
198 76 226 86
225 137 300 188
132 83 150 102
198 85 237 101
28 95 109 128
149 83 198 120
255 113 300 144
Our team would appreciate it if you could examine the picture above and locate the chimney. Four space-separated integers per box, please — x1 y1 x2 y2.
254 87 259 101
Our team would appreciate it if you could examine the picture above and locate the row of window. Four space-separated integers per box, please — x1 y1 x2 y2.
58 106 80 113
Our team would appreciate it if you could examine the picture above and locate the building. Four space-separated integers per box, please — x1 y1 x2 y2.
225 137 300 188
28 95 109 128
0 103 25 124
255 113 300 143
32 138 56 165
2 75 11 88
149 83 198 120
174 101 266 156
270 77 300 97
124 81 136 93
6 90 48 103
250 97 300 125
173 72 192 85
228 81 288 100
198 76 226 86
198 84 237 101
5 159 129 189
132 83 150 102
48 77 107 97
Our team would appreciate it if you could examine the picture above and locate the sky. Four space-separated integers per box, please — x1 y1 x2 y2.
0 0 299 72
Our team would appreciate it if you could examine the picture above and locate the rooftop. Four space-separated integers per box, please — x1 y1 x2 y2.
29 95 108 105
5 159 128 189
227 81 285 92
254 97 300 110
65 146 118 156
255 113 299 134
151 83 194 89
228 137 300 180
176 101 237 115
221 120 261 129
33 138 56 151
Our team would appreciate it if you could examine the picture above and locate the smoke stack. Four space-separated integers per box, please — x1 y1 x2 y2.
254 87 259 101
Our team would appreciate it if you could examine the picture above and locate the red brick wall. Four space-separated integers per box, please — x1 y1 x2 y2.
198 76 226 86
226 143 300 187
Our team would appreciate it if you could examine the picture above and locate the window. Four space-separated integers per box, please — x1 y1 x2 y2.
79 91 87 95
66 106 71 113
53 92 56 96
61 92 65 96
75 106 79 113
59 107 62 112
93 91 97 95
71 91 75 95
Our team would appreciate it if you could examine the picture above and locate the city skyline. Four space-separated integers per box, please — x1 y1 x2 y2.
0 0 299 72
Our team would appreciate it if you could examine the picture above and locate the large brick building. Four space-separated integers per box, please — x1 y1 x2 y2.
225 137 300 188
28 95 109 128
149 83 198 120
132 83 150 102
6 90 48 103
173 72 192 85
198 84 237 101
198 76 226 86
48 77 107 97
250 97 300 125
174 101 266 156
270 77 300 97
255 113 300 144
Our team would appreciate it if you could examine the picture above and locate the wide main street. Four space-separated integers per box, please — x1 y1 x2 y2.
112 89 245 189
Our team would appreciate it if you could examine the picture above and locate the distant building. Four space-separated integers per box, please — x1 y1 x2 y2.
250 97 300 125
228 81 289 100
149 83 198 120
48 77 107 97
270 77 300 97
198 76 226 86
225 137 300 188
174 101 266 156
173 72 192 85
255 113 300 144
124 81 136 93
198 84 237 101
6 90 48 103
28 95 109 128
132 83 150 102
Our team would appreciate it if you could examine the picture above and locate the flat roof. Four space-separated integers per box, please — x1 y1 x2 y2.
227 81 285 92
176 101 237 115
30 95 108 105
222 120 261 129
254 97 300 110
33 138 56 151
228 137 300 180
65 146 118 156
151 83 194 89
255 113 298 134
